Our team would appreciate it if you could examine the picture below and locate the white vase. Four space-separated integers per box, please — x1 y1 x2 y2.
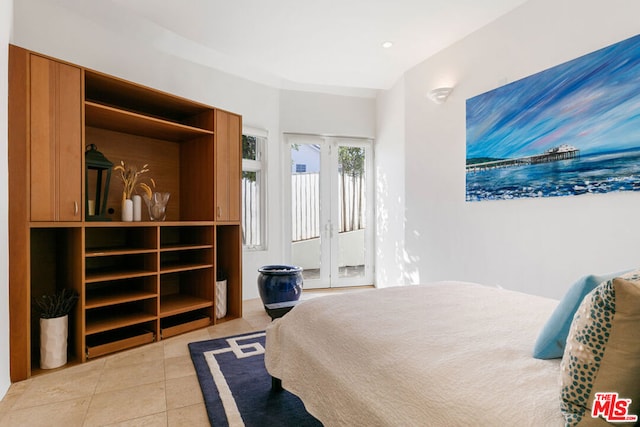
40 315 68 369
122 198 133 222
216 280 227 319
132 195 142 221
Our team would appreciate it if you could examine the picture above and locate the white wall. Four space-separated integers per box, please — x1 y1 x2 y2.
399 0 640 299
0 0 12 399
375 77 407 287
280 90 376 138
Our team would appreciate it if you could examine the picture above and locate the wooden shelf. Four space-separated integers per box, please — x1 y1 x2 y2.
85 101 213 142
86 247 156 257
86 328 155 359
160 262 213 274
160 243 212 252
86 311 157 335
160 294 212 317
30 222 83 228
161 314 211 338
85 268 157 283
85 221 215 227
86 289 157 309
84 70 213 126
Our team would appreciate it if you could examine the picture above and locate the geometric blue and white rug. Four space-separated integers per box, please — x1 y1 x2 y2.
188 331 323 426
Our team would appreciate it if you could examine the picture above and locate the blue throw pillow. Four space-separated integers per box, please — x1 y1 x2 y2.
532 270 629 359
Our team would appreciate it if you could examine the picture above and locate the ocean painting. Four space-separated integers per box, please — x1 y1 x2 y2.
466 34 640 202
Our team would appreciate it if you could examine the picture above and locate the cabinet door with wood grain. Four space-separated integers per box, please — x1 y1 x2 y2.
30 54 82 221
214 110 241 222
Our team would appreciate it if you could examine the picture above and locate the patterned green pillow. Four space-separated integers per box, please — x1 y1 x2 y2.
560 272 640 426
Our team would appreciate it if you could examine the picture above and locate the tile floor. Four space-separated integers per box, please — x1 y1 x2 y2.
0 297 277 427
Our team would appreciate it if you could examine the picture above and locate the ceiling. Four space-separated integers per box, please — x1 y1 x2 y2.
63 0 529 92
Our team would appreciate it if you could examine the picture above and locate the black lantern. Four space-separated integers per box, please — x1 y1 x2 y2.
85 144 113 221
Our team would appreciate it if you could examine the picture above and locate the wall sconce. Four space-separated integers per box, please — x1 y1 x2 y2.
426 87 454 104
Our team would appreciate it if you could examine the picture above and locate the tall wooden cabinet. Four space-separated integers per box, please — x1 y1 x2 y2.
8 45 243 381
215 110 242 222
29 55 83 222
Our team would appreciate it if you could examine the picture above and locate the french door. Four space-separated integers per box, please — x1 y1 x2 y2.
286 134 373 288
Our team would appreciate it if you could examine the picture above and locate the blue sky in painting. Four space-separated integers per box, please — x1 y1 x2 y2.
466 34 640 160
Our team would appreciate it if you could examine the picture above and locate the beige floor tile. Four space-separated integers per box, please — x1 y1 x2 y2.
12 361 104 409
206 318 257 339
163 329 212 359
0 396 90 427
103 341 165 369
164 355 196 380
242 298 265 312
167 403 209 427
102 412 168 427
95 358 165 394
83 381 166 427
243 302 272 331
0 380 30 417
165 374 203 410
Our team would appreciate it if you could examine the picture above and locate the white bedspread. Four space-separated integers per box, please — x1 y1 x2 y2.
265 282 565 427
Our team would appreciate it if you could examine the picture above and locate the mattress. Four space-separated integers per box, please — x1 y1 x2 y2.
265 282 565 426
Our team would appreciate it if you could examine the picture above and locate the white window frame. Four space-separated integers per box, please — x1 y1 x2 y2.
242 126 267 251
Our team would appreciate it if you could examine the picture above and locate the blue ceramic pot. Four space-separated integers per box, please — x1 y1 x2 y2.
257 265 304 305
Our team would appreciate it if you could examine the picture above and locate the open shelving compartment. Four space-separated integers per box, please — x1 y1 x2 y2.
84 70 215 139
30 226 83 372
159 225 215 338
160 268 214 338
215 224 243 322
160 273 214 339
83 226 159 359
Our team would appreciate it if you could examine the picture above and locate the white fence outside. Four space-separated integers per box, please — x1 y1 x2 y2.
290 172 365 242
242 172 367 247
291 173 321 241
242 178 261 247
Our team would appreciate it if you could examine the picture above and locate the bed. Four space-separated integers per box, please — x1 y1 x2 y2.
265 282 565 426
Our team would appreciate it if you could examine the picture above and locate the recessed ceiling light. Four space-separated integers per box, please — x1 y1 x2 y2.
382 41 393 49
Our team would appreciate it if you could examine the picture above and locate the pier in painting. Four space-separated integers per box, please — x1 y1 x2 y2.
466 145 579 173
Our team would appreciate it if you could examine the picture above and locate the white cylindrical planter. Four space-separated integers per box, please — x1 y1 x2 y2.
216 280 227 319
122 198 133 222
132 195 142 221
40 315 68 369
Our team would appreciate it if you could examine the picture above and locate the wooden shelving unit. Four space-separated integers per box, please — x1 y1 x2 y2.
8 45 243 380
84 101 213 142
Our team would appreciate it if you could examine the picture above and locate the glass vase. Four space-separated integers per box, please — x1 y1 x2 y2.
143 192 170 221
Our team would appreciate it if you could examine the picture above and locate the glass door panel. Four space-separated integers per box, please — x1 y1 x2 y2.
288 135 373 288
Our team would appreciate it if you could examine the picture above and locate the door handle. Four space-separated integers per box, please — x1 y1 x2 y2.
325 222 334 238
74 201 79 216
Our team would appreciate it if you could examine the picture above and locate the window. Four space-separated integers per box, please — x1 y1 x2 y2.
295 164 306 173
242 128 266 250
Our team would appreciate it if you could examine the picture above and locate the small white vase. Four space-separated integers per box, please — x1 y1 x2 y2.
216 280 227 319
132 195 142 221
40 315 68 369
122 198 133 222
